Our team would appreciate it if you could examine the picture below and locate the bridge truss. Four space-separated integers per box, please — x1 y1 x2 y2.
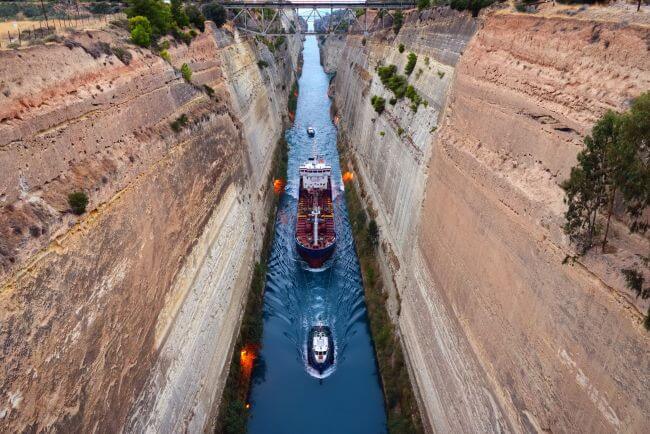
221 2 416 36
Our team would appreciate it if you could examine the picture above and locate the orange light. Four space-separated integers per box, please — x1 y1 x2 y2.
273 178 286 194
245 403 251 409
342 171 354 183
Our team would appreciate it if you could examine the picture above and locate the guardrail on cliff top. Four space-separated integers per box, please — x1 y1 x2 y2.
0 13 126 49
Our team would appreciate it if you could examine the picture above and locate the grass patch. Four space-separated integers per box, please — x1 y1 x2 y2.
338 138 424 434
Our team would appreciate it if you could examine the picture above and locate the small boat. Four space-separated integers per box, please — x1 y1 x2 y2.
306 126 316 137
307 324 334 373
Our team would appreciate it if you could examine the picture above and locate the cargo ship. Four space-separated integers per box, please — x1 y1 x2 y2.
295 156 335 267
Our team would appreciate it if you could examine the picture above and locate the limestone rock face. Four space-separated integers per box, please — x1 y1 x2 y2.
323 7 649 433
0 23 301 432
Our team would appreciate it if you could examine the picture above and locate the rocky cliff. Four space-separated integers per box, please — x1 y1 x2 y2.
322 6 649 433
0 22 301 432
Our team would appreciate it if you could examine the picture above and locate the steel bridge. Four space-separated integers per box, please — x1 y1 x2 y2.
222 1 417 36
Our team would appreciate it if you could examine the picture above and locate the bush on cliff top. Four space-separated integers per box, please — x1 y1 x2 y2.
129 15 153 47
126 0 173 36
185 5 206 32
203 2 227 28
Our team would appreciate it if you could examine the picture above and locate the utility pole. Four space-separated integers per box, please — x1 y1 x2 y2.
39 0 49 29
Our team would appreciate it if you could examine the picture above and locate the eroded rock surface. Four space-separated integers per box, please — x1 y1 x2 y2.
323 6 649 433
0 22 301 432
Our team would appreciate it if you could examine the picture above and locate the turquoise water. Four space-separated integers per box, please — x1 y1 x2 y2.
247 36 387 434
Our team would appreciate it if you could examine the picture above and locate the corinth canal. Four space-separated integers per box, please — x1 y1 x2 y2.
247 36 387 433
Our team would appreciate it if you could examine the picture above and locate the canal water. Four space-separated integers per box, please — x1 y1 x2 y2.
247 36 387 433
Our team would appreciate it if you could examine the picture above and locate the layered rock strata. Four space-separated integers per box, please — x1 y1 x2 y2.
322 7 649 433
0 22 300 432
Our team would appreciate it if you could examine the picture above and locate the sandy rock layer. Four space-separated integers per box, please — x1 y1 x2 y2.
323 6 649 433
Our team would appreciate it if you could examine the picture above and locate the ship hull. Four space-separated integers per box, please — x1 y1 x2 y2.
296 241 335 268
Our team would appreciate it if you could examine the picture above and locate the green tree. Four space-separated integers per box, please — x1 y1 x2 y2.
170 0 189 28
562 113 617 253
417 0 431 10
398 43 405 53
68 192 89 215
616 92 650 235
203 2 227 28
185 5 205 31
562 91 650 253
126 0 173 36
129 16 152 47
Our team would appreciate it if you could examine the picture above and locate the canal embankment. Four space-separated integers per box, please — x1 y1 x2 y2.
322 5 650 433
0 19 302 433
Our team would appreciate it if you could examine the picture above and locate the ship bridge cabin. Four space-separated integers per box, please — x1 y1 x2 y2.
299 157 332 191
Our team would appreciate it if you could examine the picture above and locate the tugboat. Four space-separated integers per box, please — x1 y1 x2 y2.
306 126 316 137
307 324 334 373
295 156 335 267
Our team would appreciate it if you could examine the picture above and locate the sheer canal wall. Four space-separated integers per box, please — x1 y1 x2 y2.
0 21 301 432
321 6 650 433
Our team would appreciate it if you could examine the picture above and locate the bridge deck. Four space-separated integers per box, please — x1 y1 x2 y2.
221 2 416 9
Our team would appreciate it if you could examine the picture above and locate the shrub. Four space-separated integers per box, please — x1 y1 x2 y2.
159 40 170 50
397 127 404 136
371 95 386 114
406 85 422 112
437 70 445 79
180 63 192 82
379 131 385 136
405 52 417 76
160 49 171 63
389 97 397 106
170 0 189 28
129 15 153 47
112 46 132 65
361 37 366 46
203 2 227 28
424 56 430 66
417 0 431 10
68 192 88 215
189 29 198 38
125 0 173 36
257 60 269 68
398 43 405 53
170 114 188 132
131 24 152 47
